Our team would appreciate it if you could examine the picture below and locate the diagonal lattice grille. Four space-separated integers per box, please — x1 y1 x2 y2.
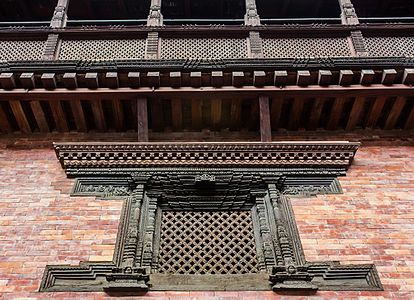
158 210 259 274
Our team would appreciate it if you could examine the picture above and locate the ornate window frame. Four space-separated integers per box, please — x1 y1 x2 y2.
40 142 382 293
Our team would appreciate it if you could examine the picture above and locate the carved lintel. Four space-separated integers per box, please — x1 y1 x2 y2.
105 267 150 292
350 31 369 57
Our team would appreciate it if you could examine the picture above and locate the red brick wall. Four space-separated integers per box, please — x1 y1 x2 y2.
0 137 413 299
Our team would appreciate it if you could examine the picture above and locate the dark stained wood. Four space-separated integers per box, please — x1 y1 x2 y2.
318 70 332 86
327 98 345 130
41 73 57 89
259 96 271 142
403 69 414 84
254 71 266 87
211 71 224 87
91 100 107 131
360 70 375 86
49 100 69 132
20 73 35 89
307 98 325 130
365 97 387 129
404 105 414 130
191 98 203 130
270 97 283 130
381 69 397 85
0 105 12 133
171 99 183 131
9 100 31 133
346 97 365 131
248 99 259 130
30 101 49 132
274 71 288 86
230 99 242 130
296 71 311 87
288 98 304 130
70 99 87 132
1 85 413 100
137 98 148 142
211 99 222 131
190 72 202 88
339 70 354 86
0 73 16 89
85 73 99 89
150 98 163 132
384 96 406 130
112 99 125 131
62 73 78 89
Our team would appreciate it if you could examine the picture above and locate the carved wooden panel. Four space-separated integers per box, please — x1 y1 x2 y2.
40 142 383 293
58 39 146 60
365 37 414 57
158 210 259 275
160 38 248 59
262 38 352 58
0 40 45 61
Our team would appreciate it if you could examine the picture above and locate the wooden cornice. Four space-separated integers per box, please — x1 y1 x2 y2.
53 141 360 171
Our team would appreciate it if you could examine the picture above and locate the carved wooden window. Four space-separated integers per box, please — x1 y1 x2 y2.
40 142 383 293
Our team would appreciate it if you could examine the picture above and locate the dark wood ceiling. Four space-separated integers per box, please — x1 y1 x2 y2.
0 94 413 135
0 0 56 22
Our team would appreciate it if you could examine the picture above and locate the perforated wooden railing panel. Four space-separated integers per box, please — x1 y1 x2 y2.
365 37 414 57
0 40 46 61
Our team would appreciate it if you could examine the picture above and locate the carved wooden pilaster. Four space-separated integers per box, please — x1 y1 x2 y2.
350 31 369 57
42 34 60 60
145 32 160 59
50 0 70 28
245 0 261 26
147 0 163 27
339 0 359 25
248 31 264 59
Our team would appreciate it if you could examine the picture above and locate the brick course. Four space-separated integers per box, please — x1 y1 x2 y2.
0 136 413 299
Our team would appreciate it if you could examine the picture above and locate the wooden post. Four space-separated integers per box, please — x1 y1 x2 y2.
259 96 272 142
137 98 149 142
50 0 70 28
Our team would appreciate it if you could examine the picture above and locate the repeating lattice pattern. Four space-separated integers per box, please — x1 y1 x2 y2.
262 38 351 58
158 210 258 274
0 40 45 61
59 39 146 60
365 37 414 57
160 38 248 59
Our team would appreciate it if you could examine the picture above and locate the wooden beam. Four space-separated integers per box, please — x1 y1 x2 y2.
147 72 160 87
381 69 397 85
169 72 181 88
403 69 414 85
327 98 345 130
254 71 266 87
190 72 202 88
85 73 99 89
128 72 140 88
91 100 106 131
49 100 69 132
0 73 16 89
1 85 413 100
259 96 271 142
346 97 365 131
360 70 375 86
365 97 387 129
0 104 12 133
106 72 119 89
211 99 222 131
171 99 183 131
230 99 241 130
9 100 31 133
248 99 259 130
288 98 304 130
70 99 87 132
274 71 288 86
307 98 325 130
232 72 244 87
318 70 332 86
211 71 224 87
384 96 406 130
112 99 124 131
30 101 49 132
404 105 414 130
20 73 35 89
62 73 78 89
339 70 354 86
137 98 148 142
270 97 283 130
191 98 203 130
297 71 311 87
41 73 57 89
